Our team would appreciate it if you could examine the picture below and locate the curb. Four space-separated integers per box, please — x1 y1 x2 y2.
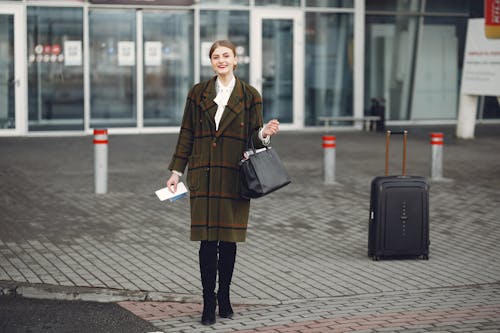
0 280 280 306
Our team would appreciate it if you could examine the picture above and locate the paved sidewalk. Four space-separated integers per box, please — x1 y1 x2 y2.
1 125 500 332
120 284 500 332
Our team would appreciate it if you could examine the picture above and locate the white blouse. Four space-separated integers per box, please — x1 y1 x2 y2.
214 76 236 130
214 76 270 145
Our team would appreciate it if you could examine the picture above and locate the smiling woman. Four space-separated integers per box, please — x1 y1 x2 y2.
165 40 280 326
209 40 238 80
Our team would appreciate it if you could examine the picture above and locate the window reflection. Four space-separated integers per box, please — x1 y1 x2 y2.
305 13 353 126
27 7 84 131
255 0 299 6
261 19 293 123
365 13 468 121
366 0 421 12
200 10 250 82
425 0 469 13
200 0 248 4
365 15 420 121
89 9 136 128
143 11 193 126
411 16 467 120
482 97 500 119
0 15 15 129
306 0 353 7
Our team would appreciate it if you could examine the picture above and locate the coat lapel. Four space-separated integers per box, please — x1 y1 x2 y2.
201 77 217 129
216 78 244 137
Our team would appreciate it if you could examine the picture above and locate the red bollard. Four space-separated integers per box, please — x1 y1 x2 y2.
430 132 444 180
323 135 336 184
94 129 108 194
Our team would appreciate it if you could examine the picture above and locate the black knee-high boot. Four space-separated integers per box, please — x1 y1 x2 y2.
199 241 218 325
217 241 236 319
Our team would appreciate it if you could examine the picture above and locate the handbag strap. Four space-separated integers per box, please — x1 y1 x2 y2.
241 81 255 152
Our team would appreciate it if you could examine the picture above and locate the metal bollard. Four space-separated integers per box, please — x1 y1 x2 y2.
323 135 336 184
94 129 108 194
430 132 444 180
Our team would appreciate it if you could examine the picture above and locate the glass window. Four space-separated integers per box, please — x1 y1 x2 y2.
425 0 470 14
306 0 354 8
255 0 299 6
27 7 84 131
143 11 194 127
89 0 195 4
261 19 294 123
89 9 136 128
0 14 15 129
305 13 354 126
411 16 468 120
364 15 420 121
366 0 421 12
200 10 249 82
482 97 500 119
199 0 248 5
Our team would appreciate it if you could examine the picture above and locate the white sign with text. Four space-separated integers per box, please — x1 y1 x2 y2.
461 19 500 95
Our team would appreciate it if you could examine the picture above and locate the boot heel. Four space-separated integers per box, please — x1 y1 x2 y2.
218 292 234 319
201 294 216 325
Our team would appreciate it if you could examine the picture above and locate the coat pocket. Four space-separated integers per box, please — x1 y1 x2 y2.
187 154 202 191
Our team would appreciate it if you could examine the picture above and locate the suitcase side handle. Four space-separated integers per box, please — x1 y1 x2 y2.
385 130 408 176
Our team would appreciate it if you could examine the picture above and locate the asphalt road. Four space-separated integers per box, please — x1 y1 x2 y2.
0 296 158 333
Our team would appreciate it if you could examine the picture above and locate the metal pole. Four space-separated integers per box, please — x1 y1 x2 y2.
430 132 444 180
323 135 336 184
385 130 390 176
94 129 108 194
402 130 408 176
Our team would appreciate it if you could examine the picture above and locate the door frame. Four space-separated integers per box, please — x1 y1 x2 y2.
0 5 26 136
250 9 304 130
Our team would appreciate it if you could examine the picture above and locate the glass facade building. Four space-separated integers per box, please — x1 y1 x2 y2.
0 0 498 136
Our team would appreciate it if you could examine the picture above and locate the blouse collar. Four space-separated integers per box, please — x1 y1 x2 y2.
214 76 236 106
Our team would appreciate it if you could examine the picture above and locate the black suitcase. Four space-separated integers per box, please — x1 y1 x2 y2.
368 130 430 260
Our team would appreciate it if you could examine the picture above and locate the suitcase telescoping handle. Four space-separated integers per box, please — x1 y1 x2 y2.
385 130 408 176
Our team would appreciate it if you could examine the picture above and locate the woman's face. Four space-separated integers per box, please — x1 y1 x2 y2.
210 46 237 77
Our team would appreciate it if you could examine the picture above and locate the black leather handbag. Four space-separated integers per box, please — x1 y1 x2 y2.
239 134 291 199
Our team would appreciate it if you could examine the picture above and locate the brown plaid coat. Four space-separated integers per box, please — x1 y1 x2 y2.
169 76 265 242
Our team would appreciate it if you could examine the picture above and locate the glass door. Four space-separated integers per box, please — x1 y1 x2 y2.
0 5 25 135
27 7 84 131
142 10 193 127
251 10 303 128
89 9 137 128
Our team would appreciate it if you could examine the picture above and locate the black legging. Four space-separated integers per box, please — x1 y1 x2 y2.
199 240 237 295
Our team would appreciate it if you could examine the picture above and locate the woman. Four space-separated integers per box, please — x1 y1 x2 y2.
166 40 279 326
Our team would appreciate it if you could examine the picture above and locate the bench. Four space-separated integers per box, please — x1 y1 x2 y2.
318 116 381 131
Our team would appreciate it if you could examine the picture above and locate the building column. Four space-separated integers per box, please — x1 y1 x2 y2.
353 0 365 129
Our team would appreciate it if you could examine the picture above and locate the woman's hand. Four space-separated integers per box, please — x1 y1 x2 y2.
166 173 180 193
262 119 280 138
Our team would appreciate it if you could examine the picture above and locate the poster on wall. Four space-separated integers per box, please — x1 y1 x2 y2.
145 41 162 66
461 18 500 95
201 42 212 67
64 41 82 66
118 41 135 66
